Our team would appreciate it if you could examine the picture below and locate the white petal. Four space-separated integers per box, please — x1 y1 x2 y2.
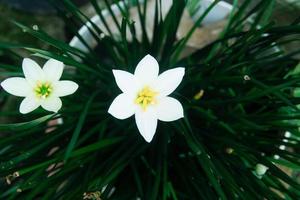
43 59 64 82
41 97 62 113
22 58 44 84
1 77 32 97
154 67 185 96
134 55 159 84
112 70 139 94
156 97 184 122
19 96 40 114
53 81 78 97
108 93 135 120
135 107 158 142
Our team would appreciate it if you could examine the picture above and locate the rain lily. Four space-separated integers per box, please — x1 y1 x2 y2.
1 58 78 114
108 54 185 142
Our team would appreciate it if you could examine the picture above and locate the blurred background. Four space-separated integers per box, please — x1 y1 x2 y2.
0 0 299 48
0 0 299 116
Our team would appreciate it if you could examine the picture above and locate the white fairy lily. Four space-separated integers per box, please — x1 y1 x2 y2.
108 54 185 143
1 58 78 114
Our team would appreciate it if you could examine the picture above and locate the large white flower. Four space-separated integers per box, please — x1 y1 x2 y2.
108 54 185 142
1 58 78 114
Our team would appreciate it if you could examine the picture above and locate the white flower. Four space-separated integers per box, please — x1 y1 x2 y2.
108 54 185 143
254 163 269 178
1 58 78 114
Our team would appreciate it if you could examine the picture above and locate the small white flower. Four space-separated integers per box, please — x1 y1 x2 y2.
254 163 269 178
1 58 78 114
108 54 185 143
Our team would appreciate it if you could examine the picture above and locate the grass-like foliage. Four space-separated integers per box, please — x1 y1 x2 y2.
0 0 300 199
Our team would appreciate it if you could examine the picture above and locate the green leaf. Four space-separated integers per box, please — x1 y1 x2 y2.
64 92 98 161
0 114 55 131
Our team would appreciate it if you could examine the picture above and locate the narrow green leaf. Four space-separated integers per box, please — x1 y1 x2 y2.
64 92 98 161
0 114 54 131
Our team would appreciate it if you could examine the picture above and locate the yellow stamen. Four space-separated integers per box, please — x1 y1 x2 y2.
135 86 158 111
34 81 53 99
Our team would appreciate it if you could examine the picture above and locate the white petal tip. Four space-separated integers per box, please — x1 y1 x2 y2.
179 67 185 73
175 67 185 76
73 83 79 92
108 108 116 118
46 107 61 113
141 131 155 143
145 54 153 58
22 58 36 66
50 105 61 113
54 81 79 97
140 130 155 143
19 110 28 114
169 113 184 121
1 79 8 87
41 97 62 113
112 69 120 76
112 69 127 76
143 54 156 62
23 58 32 62
19 107 34 114
108 107 124 120
52 109 60 113
108 108 128 120
144 137 153 143
64 82 78 96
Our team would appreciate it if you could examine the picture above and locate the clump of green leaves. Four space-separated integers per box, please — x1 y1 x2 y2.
0 0 300 199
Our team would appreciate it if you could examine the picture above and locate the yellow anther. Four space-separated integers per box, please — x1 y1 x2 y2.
142 99 148 108
135 86 158 111
135 96 144 104
36 81 42 87
34 82 53 99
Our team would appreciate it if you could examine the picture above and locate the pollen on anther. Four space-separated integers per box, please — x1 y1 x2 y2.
135 86 158 111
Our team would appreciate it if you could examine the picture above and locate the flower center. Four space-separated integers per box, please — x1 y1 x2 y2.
35 82 52 99
135 86 158 111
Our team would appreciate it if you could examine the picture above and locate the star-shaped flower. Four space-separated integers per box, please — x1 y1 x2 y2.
1 58 78 114
108 54 185 142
